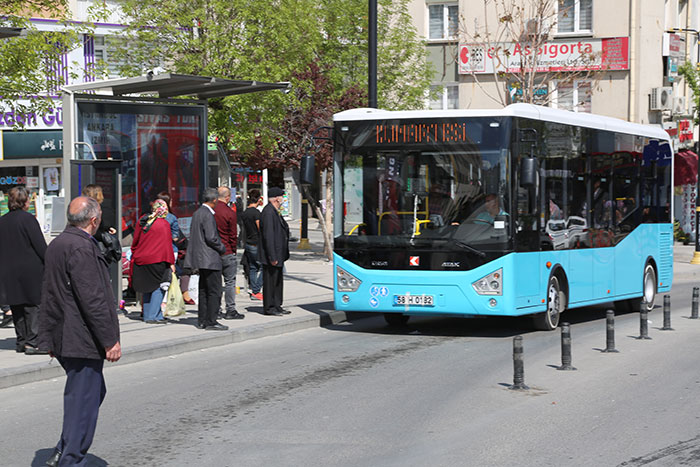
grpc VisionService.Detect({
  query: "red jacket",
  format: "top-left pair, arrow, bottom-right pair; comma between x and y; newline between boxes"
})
131,217 -> 175,265
214,200 -> 237,255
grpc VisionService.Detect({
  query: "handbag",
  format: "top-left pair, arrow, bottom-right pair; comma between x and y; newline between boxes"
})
164,271 -> 186,317
98,230 -> 122,264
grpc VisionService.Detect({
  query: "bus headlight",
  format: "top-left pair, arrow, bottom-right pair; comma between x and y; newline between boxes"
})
472,268 -> 502,296
337,267 -> 362,292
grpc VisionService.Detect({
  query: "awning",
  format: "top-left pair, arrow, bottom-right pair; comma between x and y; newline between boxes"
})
675,149 -> 698,186
63,73 -> 290,100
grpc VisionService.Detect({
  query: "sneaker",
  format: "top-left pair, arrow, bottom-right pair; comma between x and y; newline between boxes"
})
251,292 -> 263,301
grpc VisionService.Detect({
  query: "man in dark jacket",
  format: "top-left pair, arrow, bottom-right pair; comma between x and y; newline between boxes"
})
185,188 -> 228,330
39,196 -> 121,467
214,186 -> 244,320
0,186 -> 48,354
259,186 -> 290,316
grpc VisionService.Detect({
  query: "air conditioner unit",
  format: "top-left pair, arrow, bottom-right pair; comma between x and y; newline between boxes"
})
650,87 -> 673,111
673,96 -> 687,114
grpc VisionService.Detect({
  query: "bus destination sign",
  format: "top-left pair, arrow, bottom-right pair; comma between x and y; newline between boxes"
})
375,122 -> 468,145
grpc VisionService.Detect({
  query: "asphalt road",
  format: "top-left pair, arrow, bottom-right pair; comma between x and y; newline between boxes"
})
3,282 -> 700,466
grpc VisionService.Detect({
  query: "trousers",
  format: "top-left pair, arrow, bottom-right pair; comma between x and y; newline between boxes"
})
262,264 -> 284,313
221,254 -> 237,313
10,304 -> 39,350
198,268 -> 222,327
55,357 -> 106,466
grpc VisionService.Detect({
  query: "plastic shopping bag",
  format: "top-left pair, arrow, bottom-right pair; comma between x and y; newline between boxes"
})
188,274 -> 199,304
164,272 -> 186,317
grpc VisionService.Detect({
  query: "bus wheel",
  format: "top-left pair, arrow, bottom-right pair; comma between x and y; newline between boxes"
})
534,276 -> 564,331
384,313 -> 409,327
640,263 -> 657,312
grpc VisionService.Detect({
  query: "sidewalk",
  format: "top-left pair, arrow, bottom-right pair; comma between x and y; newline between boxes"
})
0,223 -> 339,389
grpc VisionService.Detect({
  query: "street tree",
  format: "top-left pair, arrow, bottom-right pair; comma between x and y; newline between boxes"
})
679,61 -> 700,126
458,0 -> 604,108
0,0 -> 94,123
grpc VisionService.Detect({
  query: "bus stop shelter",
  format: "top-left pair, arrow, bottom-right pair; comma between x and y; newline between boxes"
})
60,73 -> 289,300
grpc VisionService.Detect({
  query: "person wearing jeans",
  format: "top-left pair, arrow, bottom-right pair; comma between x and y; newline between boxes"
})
241,190 -> 263,300
214,186 -> 244,320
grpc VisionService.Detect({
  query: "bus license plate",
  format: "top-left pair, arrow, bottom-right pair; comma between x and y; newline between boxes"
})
393,295 -> 434,306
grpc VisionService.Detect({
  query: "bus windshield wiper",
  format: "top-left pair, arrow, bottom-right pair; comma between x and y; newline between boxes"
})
454,240 -> 487,258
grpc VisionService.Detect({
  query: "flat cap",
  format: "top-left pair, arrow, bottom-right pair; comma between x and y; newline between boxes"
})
268,187 -> 284,197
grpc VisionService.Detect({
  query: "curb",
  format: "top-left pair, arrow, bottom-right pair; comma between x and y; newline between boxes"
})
0,308 -> 361,390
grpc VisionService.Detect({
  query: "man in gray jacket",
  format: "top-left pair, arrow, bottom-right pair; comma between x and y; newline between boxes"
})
185,188 -> 228,330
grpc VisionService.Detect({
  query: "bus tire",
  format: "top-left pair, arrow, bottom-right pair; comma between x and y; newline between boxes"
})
384,313 -> 409,327
534,275 -> 564,331
617,262 -> 657,313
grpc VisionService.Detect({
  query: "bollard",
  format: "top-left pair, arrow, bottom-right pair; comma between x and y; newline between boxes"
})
601,310 -> 619,353
636,308 -> 652,340
510,335 -> 529,390
661,295 -> 674,331
692,287 -> 699,319
557,322 -> 576,370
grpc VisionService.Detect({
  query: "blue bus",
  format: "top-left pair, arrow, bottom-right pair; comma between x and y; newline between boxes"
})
332,104 -> 673,330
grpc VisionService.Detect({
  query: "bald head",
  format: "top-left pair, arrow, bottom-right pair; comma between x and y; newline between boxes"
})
217,186 -> 231,201
67,196 -> 101,231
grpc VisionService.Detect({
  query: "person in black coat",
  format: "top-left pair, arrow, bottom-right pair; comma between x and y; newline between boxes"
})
258,186 -> 290,316
39,196 -> 121,467
0,186 -> 47,354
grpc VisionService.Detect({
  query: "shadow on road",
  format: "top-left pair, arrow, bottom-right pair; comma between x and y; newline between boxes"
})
33,448 -> 108,467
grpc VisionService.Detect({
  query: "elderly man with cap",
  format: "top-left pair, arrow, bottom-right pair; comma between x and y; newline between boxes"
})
258,186 -> 290,316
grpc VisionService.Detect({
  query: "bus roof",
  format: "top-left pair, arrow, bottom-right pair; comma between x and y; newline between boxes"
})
333,104 -> 670,141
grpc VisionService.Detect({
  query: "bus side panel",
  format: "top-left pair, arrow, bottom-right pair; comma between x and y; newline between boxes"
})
592,246 -> 615,300
614,227 -> 645,298
567,248 -> 593,305
513,252 -> 542,309
657,224 -> 673,292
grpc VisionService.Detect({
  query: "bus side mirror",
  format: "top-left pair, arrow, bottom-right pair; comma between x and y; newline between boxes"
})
520,157 -> 538,187
300,154 -> 315,186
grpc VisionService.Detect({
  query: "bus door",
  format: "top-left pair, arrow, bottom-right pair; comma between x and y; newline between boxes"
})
590,140 -> 615,299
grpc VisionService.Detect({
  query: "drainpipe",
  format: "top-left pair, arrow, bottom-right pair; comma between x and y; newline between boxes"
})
628,0 -> 637,123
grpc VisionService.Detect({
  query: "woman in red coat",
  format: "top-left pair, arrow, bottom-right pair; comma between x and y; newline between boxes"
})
131,199 -> 174,324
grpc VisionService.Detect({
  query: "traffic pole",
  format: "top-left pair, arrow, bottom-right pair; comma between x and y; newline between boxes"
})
691,287 -> 699,319
661,295 -> 674,331
557,322 -> 576,370
510,336 -> 529,390
602,310 -> 619,353
297,198 -> 311,250
636,308 -> 652,340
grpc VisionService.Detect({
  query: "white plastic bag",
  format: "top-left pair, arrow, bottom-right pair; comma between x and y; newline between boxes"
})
188,274 -> 199,304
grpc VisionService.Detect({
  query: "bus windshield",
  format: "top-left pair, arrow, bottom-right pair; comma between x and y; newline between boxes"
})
336,117 -> 512,253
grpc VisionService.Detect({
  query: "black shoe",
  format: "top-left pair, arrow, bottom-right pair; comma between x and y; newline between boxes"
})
205,323 -> 229,331
46,449 -> 61,467
25,346 -> 49,355
145,320 -> 167,324
196,322 -> 206,329
16,347 -> 24,353
0,314 -> 12,327
264,309 -> 283,316
278,308 -> 291,315
224,312 -> 245,320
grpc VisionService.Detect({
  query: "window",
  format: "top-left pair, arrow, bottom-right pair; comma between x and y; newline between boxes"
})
429,84 -> 459,109
428,3 -> 458,40
93,35 -> 127,78
557,0 -> 592,34
552,81 -> 591,113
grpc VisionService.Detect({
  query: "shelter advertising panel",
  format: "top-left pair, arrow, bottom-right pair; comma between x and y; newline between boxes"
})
77,101 -> 206,233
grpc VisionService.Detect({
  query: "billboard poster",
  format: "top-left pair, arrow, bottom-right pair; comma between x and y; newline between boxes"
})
459,37 -> 629,75
77,102 -> 206,231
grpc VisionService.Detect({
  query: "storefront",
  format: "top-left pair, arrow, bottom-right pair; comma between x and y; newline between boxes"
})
0,129 -> 64,235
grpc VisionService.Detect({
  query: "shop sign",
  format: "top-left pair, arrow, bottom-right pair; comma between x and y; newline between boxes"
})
459,37 -> 629,74
1,130 -> 63,159
679,119 -> 693,142
0,107 -> 63,130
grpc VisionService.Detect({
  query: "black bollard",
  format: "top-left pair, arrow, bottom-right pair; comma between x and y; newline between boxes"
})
510,335 -> 529,390
692,287 -> 699,319
636,308 -> 652,340
661,295 -> 674,331
557,322 -> 576,370
601,310 -> 619,353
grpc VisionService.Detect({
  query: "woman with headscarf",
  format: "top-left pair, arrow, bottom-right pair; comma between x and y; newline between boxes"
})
130,199 -> 175,324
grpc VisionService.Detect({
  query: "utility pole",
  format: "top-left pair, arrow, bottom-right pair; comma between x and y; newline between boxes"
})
369,0 -> 377,108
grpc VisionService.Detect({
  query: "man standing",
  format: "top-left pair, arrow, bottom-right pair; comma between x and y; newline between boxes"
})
0,186 -> 48,355
214,186 -> 244,320
240,189 -> 263,300
259,187 -> 290,316
185,188 -> 228,330
39,196 -> 121,466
